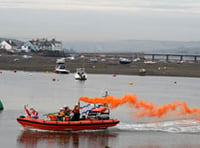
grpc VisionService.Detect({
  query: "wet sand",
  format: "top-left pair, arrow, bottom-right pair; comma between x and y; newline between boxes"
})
0,53 -> 199,77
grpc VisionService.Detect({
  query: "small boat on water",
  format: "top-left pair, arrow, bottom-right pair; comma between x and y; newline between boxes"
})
119,57 -> 132,64
54,58 -> 70,74
55,64 -> 70,74
74,68 -> 87,80
17,116 -> 119,131
17,101 -> 119,131
139,68 -> 146,75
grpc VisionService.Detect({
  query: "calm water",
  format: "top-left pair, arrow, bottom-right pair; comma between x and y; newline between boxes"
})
0,70 -> 200,148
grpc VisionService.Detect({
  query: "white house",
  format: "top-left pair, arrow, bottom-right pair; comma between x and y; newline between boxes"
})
21,45 -> 30,52
21,41 -> 39,52
51,39 -> 63,51
30,38 -> 63,51
0,40 -> 12,50
0,40 -> 21,52
0,38 -> 63,52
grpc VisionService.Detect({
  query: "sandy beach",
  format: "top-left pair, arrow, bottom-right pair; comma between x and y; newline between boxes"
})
0,53 -> 199,77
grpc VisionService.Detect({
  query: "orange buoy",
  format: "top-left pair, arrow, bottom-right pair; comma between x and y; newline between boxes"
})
129,81 -> 133,85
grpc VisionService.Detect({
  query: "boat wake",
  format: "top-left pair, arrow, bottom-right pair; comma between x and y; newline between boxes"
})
113,119 -> 200,133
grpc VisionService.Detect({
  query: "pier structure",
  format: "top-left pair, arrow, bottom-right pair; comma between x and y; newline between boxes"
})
144,53 -> 200,62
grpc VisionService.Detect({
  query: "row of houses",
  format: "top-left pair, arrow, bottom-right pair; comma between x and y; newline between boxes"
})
0,38 -> 63,53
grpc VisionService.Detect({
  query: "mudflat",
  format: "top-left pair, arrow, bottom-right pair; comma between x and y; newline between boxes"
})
0,53 -> 200,77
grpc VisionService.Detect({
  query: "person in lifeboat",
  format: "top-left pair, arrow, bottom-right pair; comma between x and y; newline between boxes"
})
63,105 -> 71,121
71,101 -> 80,121
57,108 -> 65,121
24,104 -> 39,119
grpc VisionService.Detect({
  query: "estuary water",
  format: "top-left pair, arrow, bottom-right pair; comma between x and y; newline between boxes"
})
0,70 -> 200,148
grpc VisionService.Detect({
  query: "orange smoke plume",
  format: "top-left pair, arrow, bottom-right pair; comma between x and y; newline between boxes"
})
79,94 -> 200,118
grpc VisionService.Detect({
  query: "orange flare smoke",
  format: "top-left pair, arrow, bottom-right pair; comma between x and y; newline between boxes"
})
79,94 -> 200,118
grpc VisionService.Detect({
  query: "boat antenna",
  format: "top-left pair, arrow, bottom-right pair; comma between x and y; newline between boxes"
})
103,90 -> 108,97
100,88 -> 109,97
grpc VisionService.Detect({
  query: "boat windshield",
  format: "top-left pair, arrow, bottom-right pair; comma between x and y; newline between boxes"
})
76,68 -> 85,73
59,65 -> 66,69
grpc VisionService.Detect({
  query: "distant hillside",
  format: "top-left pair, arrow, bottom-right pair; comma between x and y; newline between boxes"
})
63,40 -> 200,54
1,37 -> 200,54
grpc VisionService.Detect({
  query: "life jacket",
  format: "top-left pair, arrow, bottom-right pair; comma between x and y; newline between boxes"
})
72,105 -> 80,114
58,111 -> 65,117
64,109 -> 71,116
65,116 -> 70,121
49,114 -> 57,121
32,110 -> 38,116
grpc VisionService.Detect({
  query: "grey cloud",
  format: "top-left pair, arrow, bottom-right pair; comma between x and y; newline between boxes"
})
0,0 -> 200,13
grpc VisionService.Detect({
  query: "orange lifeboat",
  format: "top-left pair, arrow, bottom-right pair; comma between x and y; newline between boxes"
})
17,116 -> 119,131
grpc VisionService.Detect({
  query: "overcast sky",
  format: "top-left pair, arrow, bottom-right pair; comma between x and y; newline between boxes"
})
1,0 -> 200,42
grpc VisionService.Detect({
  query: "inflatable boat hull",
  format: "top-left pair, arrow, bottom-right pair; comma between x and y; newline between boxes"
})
17,116 -> 119,131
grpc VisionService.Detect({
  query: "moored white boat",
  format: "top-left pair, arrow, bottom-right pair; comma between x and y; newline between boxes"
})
119,57 -> 132,64
75,68 -> 87,80
55,64 -> 70,74
54,58 -> 70,74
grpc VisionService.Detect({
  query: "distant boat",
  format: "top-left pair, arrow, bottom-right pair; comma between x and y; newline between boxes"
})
75,68 -> 87,80
55,58 -> 70,74
56,58 -> 65,64
119,58 -> 132,64
144,61 -> 156,64
22,55 -> 32,59
139,68 -> 146,75
90,58 -> 98,63
55,64 -> 70,74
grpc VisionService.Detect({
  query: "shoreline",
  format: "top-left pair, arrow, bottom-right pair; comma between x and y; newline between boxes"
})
0,54 -> 200,78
